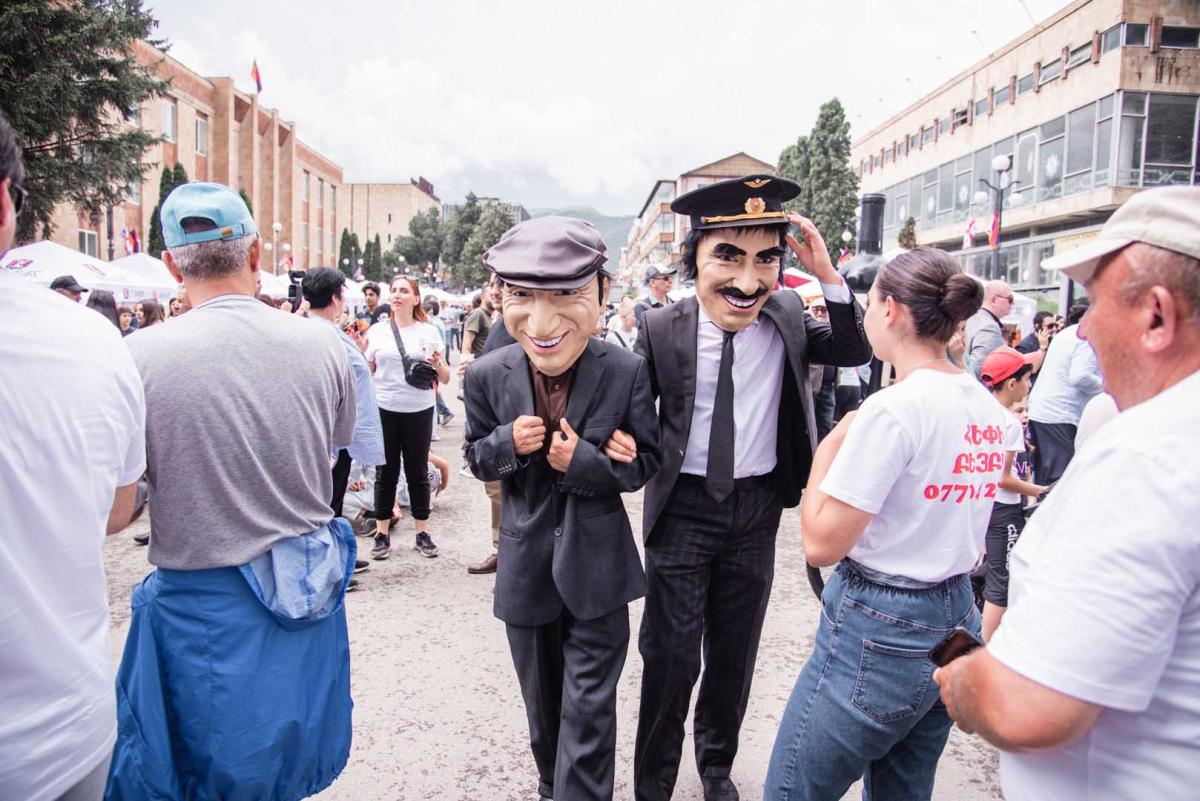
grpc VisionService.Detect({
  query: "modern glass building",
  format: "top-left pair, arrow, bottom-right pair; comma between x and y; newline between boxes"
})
851,0 -> 1200,296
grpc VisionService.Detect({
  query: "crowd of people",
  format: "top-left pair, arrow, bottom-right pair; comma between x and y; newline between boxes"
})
3,103 -> 1199,801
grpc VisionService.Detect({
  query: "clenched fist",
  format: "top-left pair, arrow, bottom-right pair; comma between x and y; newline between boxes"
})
512,415 -> 547,456
547,419 -> 580,473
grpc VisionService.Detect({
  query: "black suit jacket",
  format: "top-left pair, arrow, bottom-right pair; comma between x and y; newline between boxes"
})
635,290 -> 871,542
464,338 -> 661,627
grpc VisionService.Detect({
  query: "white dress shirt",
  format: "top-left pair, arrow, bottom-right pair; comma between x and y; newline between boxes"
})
681,281 -> 851,479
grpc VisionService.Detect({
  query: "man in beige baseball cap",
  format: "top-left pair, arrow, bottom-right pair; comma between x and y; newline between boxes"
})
936,185 -> 1200,801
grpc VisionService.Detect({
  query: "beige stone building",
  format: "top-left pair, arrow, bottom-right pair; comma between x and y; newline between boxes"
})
346,179 -> 440,253
54,41 -> 345,272
619,152 -> 777,280
851,0 -> 1200,295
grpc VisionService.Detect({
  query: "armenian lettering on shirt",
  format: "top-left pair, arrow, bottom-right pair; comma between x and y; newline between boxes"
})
924,422 -> 1007,504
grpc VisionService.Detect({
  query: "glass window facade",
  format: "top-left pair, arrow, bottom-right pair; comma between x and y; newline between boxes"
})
877,91 -> 1198,245
1125,23 -> 1148,46
1040,59 -> 1062,85
975,98 -> 988,117
1161,26 -> 1200,49
994,85 -> 1011,107
1067,43 -> 1093,68
1018,73 -> 1035,95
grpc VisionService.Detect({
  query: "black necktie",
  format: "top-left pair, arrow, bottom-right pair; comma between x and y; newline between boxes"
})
706,329 -> 736,502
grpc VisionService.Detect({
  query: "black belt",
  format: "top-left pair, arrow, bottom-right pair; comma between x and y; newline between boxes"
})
678,472 -> 774,493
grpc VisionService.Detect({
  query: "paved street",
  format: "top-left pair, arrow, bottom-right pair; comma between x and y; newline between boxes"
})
103,376 -> 1002,801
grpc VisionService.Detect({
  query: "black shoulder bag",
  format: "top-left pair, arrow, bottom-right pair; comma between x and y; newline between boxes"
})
390,319 -> 439,390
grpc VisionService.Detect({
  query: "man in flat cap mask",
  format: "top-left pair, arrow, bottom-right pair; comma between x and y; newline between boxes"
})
600,175 -> 872,801
463,216 -> 661,801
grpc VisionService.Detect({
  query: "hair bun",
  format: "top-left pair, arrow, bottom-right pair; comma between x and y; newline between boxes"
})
940,273 -> 984,323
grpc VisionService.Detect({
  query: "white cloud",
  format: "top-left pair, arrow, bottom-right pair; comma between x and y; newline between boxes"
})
150,0 -> 1075,213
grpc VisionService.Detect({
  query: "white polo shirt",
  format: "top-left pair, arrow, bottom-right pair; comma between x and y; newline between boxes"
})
0,273 -> 146,801
990,369 -> 1200,801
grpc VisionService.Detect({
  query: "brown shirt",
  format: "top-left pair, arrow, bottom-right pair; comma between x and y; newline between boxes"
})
532,365 -> 576,454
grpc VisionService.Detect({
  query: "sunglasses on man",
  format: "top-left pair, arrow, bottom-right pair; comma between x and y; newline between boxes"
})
7,181 -> 26,216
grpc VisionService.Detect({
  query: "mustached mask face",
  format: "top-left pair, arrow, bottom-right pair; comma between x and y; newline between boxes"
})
504,275 -> 606,377
694,227 -> 785,332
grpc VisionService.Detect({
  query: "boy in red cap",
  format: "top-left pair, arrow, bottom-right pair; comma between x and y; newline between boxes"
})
980,346 -> 1049,640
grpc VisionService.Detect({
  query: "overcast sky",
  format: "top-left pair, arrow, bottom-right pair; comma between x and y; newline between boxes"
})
155,0 -> 1072,215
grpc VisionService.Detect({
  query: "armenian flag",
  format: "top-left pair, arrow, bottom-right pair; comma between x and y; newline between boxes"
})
988,210 -> 1000,249
251,60 -> 262,94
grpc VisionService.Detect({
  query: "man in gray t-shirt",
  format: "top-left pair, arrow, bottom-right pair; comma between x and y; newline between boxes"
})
130,292 -> 355,568
108,182 -> 358,798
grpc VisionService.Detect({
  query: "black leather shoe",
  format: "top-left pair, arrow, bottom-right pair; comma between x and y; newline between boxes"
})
702,776 -> 740,801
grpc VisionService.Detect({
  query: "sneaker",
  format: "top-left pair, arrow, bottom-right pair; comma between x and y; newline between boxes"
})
440,411 -> 455,427
431,429 -> 442,442
414,532 -> 439,558
459,463 -> 474,478
133,531 -> 150,546
354,559 -> 369,574
346,578 -> 360,592
371,533 -> 392,560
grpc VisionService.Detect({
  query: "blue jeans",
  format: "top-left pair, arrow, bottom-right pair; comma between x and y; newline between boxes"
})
764,560 -> 980,801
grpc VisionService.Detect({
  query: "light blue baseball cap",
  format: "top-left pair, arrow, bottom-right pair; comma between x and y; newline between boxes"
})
160,182 -> 258,248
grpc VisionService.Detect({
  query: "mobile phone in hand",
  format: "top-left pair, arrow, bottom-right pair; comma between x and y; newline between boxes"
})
928,626 -> 984,667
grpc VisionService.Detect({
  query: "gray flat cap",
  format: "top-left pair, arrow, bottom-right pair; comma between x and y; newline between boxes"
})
483,216 -> 608,289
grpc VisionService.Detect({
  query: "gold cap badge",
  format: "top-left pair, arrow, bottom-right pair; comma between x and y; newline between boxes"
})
744,197 -> 767,215
744,178 -> 771,189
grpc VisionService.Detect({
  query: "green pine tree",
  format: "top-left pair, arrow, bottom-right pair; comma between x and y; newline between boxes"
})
146,167 -> 172,256
146,162 -> 188,256
777,98 -> 860,261
371,234 -> 383,281
1,0 -> 170,243
337,229 -> 353,277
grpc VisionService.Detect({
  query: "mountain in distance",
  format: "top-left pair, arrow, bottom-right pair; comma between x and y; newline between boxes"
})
530,207 -> 635,260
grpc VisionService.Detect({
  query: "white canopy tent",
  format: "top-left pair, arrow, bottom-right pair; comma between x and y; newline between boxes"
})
110,253 -> 181,301
1,241 -> 178,302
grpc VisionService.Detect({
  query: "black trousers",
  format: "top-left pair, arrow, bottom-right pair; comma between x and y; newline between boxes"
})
634,476 -> 782,801
814,385 -> 836,441
834,384 -> 862,422
330,448 -> 352,518
374,406 -> 434,521
1028,420 -> 1077,485
506,606 -> 630,801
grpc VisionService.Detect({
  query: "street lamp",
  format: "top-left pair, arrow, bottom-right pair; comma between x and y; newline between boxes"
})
280,242 -> 291,274
271,222 -> 282,274
976,154 -> 1019,281
841,229 -> 853,243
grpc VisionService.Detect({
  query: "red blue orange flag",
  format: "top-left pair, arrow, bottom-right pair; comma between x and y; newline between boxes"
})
251,60 -> 263,94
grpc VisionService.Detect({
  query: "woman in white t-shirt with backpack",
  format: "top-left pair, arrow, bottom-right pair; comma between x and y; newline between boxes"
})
765,249 -> 1009,801
365,275 -> 450,560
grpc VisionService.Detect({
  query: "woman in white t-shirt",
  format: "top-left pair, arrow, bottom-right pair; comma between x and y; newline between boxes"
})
364,276 -> 450,560
765,249 -> 1008,801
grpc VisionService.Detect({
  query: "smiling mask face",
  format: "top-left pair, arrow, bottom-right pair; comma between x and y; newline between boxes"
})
504,275 -> 605,376
694,227 -> 785,332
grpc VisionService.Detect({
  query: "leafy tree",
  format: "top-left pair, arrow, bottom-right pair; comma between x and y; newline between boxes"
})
359,233 -> 384,282
146,163 -> 188,256
393,207 -> 441,272
898,216 -> 918,249
777,134 -> 813,216
337,228 -> 364,278
440,192 -> 481,283
460,202 -> 515,287
1,0 -> 170,243
776,98 -> 859,261
238,188 -> 253,217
